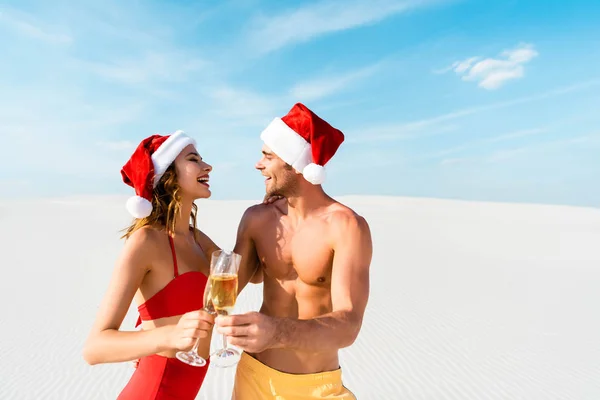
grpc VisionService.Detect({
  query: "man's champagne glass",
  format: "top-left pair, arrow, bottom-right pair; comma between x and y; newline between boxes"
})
209,249 -> 241,368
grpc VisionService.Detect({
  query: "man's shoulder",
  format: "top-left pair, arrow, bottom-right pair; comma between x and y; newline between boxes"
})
243,202 -> 272,219
241,199 -> 285,225
325,203 -> 369,233
325,204 -> 372,255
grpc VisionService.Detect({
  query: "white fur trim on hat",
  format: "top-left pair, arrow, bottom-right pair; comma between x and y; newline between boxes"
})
260,118 -> 312,173
151,130 -> 196,186
302,163 -> 326,185
126,195 -> 153,219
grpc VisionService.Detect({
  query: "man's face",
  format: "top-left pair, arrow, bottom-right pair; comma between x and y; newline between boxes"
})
255,144 -> 298,197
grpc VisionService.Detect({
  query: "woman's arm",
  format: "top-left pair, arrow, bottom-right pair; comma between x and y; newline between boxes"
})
82,228 -> 213,365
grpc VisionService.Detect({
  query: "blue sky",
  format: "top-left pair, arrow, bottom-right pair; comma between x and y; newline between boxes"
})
1,0 -> 599,207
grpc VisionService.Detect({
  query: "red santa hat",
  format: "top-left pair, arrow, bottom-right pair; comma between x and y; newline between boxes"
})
120,130 -> 196,218
260,103 -> 344,185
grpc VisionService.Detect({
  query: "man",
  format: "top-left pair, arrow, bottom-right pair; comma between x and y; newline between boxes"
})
216,103 -> 373,399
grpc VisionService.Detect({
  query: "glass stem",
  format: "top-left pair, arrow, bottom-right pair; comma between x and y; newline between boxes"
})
191,306 -> 210,354
191,336 -> 202,354
222,333 -> 228,351
220,310 -> 228,352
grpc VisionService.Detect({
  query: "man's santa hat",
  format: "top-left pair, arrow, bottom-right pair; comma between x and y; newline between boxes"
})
120,130 -> 196,218
260,103 -> 344,185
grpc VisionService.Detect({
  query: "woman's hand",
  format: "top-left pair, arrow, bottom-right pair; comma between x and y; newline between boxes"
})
263,194 -> 284,204
166,310 -> 215,351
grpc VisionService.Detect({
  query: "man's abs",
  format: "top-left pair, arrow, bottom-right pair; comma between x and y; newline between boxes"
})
250,283 -> 339,374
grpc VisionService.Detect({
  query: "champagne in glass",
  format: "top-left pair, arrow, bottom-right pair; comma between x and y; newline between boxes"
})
210,273 -> 238,315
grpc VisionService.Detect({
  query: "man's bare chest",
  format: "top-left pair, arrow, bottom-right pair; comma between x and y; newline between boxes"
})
254,224 -> 334,286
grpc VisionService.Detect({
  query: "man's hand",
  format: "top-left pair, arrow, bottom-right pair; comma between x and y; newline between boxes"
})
215,312 -> 278,353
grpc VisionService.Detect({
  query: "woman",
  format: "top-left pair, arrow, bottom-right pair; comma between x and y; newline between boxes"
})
83,130 -> 218,399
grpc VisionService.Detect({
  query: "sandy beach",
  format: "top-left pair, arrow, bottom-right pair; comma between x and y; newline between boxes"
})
1,195 -> 599,400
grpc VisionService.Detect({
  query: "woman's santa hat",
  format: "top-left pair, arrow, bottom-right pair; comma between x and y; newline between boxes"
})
260,103 -> 344,185
120,130 -> 196,218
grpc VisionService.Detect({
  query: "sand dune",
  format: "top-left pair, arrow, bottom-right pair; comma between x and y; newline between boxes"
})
1,195 -> 599,399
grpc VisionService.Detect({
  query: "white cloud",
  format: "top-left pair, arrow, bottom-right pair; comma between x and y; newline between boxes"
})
96,141 -> 137,151
434,56 -> 479,74
75,51 -> 205,85
0,9 -> 72,44
453,56 -> 480,73
247,0 -> 446,54
347,124 -> 459,144
350,79 -> 600,143
440,157 -> 469,166
207,86 -> 281,128
567,134 -> 600,144
409,128 -> 545,164
343,77 -> 600,148
0,84 -> 147,177
440,132 -> 600,167
429,143 -> 472,158
204,62 -> 383,128
289,63 -> 382,102
486,128 -> 545,143
444,43 -> 539,90
486,147 -> 528,162
204,63 -> 383,129
484,133 -> 600,163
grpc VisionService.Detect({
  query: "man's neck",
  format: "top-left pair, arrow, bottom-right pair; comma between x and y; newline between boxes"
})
286,186 -> 330,220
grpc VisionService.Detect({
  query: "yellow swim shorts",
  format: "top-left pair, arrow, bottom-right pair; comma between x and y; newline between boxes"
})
232,352 -> 356,400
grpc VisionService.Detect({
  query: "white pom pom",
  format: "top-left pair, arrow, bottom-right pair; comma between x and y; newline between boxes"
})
302,163 -> 326,185
126,195 -> 153,219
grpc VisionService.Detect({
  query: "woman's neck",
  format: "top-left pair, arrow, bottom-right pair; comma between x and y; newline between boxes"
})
172,199 -> 193,235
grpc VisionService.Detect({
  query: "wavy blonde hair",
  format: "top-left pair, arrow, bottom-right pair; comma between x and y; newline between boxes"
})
121,164 -> 199,241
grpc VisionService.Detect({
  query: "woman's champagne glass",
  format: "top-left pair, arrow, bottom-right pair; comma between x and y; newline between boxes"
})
209,249 -> 241,368
175,277 -> 215,367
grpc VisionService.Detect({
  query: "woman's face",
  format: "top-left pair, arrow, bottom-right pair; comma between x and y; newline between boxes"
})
173,144 -> 212,200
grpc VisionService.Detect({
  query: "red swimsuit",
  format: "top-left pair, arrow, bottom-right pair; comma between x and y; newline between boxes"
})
118,236 -> 210,400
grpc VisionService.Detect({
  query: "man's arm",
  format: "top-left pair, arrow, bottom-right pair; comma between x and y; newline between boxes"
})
233,206 -> 261,293
218,211 -> 372,352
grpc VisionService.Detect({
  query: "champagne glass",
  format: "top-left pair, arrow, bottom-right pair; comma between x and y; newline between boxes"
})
209,249 -> 241,368
175,276 -> 215,367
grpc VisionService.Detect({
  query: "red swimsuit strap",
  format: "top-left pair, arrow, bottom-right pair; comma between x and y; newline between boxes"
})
168,235 -> 179,277
135,235 -> 179,328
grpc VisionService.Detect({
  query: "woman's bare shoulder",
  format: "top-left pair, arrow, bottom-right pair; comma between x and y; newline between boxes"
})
123,226 -> 165,257
125,225 -> 164,243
